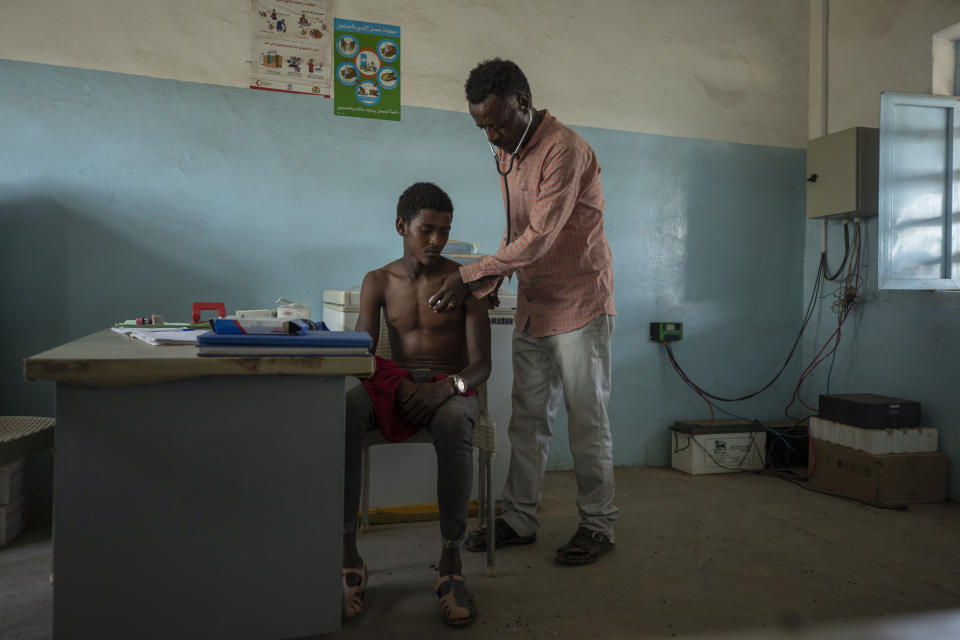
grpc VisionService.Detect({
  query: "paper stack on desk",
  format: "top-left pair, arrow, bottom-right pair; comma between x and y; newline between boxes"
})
111,327 -> 201,345
195,329 -> 372,356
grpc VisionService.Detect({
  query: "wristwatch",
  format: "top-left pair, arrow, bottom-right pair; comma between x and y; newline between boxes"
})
450,374 -> 467,395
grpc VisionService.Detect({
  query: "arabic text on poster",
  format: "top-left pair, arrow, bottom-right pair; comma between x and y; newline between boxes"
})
333,19 -> 400,120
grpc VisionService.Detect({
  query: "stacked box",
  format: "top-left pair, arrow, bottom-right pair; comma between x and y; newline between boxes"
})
810,393 -> 946,505
809,417 -> 938,454
809,440 -> 946,506
819,393 -> 920,428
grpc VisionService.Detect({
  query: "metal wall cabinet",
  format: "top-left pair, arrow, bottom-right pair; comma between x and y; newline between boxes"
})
879,92 -> 960,290
806,127 -> 879,220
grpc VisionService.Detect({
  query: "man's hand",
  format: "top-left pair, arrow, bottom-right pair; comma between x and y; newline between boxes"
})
429,270 -> 470,313
397,379 -> 452,426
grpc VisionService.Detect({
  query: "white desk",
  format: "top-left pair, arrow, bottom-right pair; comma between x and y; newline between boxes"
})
25,330 -> 374,640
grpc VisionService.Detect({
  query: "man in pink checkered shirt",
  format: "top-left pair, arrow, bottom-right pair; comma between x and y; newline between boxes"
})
430,58 -> 618,566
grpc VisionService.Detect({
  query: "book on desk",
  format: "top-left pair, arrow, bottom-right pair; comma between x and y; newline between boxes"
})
195,329 -> 373,357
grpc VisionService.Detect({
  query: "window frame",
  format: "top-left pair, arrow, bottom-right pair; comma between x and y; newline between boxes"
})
878,92 -> 960,290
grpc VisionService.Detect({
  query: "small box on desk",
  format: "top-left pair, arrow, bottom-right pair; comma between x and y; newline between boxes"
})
809,439 -> 946,506
670,420 -> 766,475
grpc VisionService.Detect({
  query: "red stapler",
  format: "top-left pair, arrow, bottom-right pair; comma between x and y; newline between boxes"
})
192,302 -> 227,323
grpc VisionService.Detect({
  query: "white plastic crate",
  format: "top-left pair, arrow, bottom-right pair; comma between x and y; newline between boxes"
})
670,423 -> 767,474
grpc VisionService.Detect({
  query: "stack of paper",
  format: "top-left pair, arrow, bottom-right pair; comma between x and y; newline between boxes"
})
111,327 -> 201,345
195,330 -> 372,356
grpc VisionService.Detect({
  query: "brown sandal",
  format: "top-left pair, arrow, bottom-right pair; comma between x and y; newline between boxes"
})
435,572 -> 478,628
342,562 -> 368,621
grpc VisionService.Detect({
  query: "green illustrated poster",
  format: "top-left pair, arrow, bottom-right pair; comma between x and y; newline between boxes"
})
333,19 -> 400,121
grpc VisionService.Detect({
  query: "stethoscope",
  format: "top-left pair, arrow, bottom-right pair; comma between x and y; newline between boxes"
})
485,110 -> 533,246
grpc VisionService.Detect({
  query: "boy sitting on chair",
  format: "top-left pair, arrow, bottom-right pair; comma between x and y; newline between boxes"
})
342,182 -> 491,628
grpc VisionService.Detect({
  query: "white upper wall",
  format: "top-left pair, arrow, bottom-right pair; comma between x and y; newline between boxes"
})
808,0 -> 960,139
0,0 -> 809,148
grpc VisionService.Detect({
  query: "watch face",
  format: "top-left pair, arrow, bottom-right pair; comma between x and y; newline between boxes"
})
453,376 -> 466,393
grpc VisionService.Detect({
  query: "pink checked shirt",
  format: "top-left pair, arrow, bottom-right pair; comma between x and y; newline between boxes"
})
460,111 -> 615,337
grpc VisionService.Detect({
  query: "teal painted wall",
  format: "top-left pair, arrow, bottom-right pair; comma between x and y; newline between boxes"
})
1,60 -> 808,503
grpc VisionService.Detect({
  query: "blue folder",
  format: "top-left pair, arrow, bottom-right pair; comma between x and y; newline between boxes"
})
196,330 -> 373,349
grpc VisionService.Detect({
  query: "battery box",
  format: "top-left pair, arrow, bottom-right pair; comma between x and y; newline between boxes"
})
670,421 -> 766,474
819,393 -> 921,429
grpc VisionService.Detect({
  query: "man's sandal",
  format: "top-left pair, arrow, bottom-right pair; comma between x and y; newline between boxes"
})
463,517 -> 536,552
435,572 -> 478,628
341,562 -> 368,622
555,527 -> 614,565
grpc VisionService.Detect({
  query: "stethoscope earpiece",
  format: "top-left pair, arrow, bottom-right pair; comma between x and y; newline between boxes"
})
486,109 -> 533,178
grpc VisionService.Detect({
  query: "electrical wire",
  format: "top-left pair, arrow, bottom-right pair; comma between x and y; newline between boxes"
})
663,255 -> 825,404
796,224 -> 861,407
666,343 -> 810,457
824,220 -> 850,280
785,221 -> 862,418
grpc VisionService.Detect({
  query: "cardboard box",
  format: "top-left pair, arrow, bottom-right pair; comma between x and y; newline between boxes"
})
809,439 -> 946,506
0,459 -> 25,505
0,492 -> 26,545
670,421 -> 767,474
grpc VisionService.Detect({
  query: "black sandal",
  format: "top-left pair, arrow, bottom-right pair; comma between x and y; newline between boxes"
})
435,572 -> 478,628
555,527 -> 614,565
463,517 -> 536,552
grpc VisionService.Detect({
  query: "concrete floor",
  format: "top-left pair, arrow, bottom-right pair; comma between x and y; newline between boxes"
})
2,466 -> 960,639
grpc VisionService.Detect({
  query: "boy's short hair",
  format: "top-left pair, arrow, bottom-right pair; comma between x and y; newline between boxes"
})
464,58 -> 531,105
397,182 -> 454,224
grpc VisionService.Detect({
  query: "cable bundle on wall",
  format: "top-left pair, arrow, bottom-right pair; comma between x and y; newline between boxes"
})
785,219 -> 862,418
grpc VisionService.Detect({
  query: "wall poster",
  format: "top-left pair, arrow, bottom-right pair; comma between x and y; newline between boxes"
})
250,0 -> 335,96
333,19 -> 400,121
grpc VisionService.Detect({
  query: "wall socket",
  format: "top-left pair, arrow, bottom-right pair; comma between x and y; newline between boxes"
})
650,322 -> 683,342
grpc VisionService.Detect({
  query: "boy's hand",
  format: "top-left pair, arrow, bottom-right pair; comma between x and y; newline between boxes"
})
398,380 -> 452,425
396,378 -> 417,409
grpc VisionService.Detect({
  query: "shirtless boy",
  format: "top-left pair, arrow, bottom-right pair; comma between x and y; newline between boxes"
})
341,182 -> 491,628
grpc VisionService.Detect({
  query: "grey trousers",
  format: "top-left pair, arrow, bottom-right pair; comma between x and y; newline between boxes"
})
343,371 -> 479,548
501,314 -> 618,541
